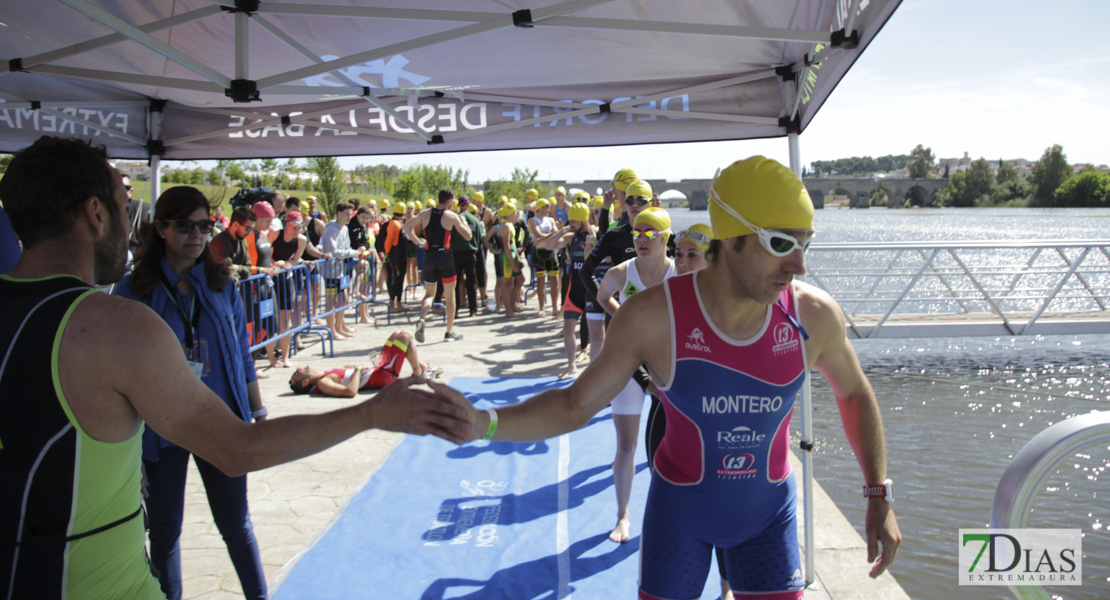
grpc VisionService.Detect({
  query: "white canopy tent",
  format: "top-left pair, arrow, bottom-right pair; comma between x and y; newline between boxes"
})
0,0 -> 903,588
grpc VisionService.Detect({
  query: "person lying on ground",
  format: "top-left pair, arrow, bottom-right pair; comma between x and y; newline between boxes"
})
288,330 -> 443,397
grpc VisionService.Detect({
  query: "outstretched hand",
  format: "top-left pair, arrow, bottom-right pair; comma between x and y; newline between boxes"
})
364,376 -> 472,443
423,379 -> 484,443
865,501 -> 901,578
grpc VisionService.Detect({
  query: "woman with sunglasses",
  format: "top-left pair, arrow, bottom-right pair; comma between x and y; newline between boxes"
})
594,207 -> 677,544
112,186 -> 268,600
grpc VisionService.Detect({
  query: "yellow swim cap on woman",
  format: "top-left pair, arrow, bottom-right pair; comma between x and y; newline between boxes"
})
498,203 -> 516,219
625,179 -> 653,201
633,207 -> 672,242
676,223 -> 714,253
472,191 -> 485,203
709,156 -> 813,239
525,188 -> 539,201
534,198 -> 549,210
392,202 -> 406,215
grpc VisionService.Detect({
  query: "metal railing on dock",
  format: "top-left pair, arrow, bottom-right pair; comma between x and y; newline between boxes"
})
806,240 -> 1110,338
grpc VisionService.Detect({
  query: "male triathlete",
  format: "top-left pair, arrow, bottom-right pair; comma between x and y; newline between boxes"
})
435,156 -> 902,599
0,136 -> 470,597
403,188 -> 472,342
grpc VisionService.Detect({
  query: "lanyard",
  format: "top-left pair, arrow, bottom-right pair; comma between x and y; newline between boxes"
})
159,271 -> 201,347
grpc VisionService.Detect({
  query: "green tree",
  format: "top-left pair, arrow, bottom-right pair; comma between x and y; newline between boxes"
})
187,170 -> 204,185
306,156 -> 348,214
391,171 -> 420,203
1029,145 -> 1073,206
962,159 -> 996,206
908,145 -> 935,179
1055,169 -> 1110,207
996,161 -> 1018,185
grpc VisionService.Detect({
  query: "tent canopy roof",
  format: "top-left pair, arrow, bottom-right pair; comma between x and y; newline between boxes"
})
0,0 -> 901,160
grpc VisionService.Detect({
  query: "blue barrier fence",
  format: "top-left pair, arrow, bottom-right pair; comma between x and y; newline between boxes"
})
238,256 -> 386,359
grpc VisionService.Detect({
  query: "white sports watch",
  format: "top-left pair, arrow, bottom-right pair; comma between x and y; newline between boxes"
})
863,478 -> 894,502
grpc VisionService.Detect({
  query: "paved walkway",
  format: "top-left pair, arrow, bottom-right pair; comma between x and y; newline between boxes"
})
175,285 -> 908,599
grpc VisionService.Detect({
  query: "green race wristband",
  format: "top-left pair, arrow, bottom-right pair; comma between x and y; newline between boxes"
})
481,408 -> 498,441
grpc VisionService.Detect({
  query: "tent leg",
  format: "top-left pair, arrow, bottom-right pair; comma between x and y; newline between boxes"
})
788,131 -> 802,177
150,154 -> 161,212
789,131 -> 818,590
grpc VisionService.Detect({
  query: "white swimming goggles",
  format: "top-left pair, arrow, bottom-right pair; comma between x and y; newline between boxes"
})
709,170 -> 813,257
674,229 -> 711,246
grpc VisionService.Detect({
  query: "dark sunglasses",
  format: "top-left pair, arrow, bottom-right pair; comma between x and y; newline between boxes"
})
165,218 -> 213,234
624,196 -> 650,207
123,185 -> 133,191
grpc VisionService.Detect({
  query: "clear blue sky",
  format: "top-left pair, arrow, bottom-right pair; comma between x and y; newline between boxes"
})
175,0 -> 1110,183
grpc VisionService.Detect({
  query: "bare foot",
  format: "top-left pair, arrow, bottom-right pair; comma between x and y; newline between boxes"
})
558,365 -> 576,380
575,348 -> 590,364
609,516 -> 631,543
279,360 -> 292,368
254,369 -> 270,379
331,331 -> 348,340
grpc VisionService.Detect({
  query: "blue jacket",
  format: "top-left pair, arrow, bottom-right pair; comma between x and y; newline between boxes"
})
113,260 -> 257,461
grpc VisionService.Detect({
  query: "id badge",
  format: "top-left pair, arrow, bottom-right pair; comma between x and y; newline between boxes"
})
183,339 -> 210,380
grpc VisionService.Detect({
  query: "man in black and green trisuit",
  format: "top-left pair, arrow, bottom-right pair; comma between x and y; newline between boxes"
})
0,136 -> 471,598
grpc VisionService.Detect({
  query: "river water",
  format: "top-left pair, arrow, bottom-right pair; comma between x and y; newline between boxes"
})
665,207 -> 1110,599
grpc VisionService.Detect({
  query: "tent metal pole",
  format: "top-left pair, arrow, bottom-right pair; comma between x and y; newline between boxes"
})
7,5 -> 224,73
235,12 -> 249,80
789,131 -> 818,590
253,0 -> 612,90
150,153 -> 162,215
28,65 -> 223,93
251,14 -> 433,142
540,17 -> 831,45
59,0 -> 232,87
150,102 -> 164,213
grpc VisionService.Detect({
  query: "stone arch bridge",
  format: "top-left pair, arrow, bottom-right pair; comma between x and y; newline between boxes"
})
551,177 -> 948,209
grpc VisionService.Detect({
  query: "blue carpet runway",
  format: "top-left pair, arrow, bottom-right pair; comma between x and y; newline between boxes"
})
273,376 -> 721,599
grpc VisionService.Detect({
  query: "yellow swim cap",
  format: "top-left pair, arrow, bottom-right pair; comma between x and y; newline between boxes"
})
407,202 -> 416,210
676,223 -> 714,253
709,156 -> 814,239
590,196 -> 604,210
556,186 -> 567,195
525,188 -> 539,201
300,200 -> 311,212
568,202 -> 590,223
451,200 -> 459,211
612,168 -> 638,192
534,198 -> 550,210
499,195 -> 508,206
573,191 -> 590,203
472,191 -> 485,203
497,203 -> 516,219
625,179 -> 653,201
633,207 -> 672,242
378,198 -> 390,210
392,202 -> 406,215
468,204 -> 478,214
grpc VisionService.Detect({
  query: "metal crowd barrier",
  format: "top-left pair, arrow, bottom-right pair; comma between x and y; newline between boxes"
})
238,256 -> 384,359
807,239 -> 1110,338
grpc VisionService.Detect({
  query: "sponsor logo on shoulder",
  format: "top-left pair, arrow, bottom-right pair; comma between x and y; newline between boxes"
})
772,322 -> 800,355
717,425 -> 767,449
716,453 -> 758,479
685,327 -> 711,353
